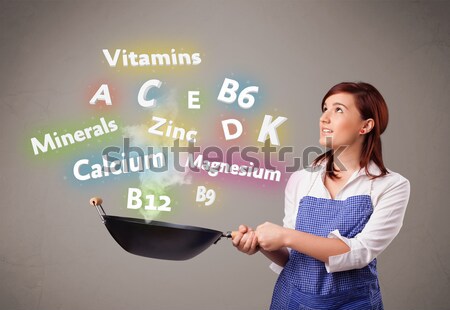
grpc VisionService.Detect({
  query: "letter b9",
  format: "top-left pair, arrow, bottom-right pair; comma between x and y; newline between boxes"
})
196,186 -> 216,206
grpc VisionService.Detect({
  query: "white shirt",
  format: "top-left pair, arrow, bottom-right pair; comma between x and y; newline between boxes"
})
270,159 -> 411,274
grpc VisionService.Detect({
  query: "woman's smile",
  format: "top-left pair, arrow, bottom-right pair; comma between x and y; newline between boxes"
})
321,127 -> 334,135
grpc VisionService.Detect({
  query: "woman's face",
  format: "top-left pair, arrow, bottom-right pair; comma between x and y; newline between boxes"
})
319,92 -> 368,149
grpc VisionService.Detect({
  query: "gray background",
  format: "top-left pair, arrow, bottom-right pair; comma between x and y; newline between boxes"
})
1,1 -> 449,309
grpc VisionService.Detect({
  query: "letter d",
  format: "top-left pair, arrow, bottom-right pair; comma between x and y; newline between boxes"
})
222,119 -> 243,140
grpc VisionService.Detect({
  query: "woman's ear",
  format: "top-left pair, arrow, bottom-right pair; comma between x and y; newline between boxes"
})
361,118 -> 375,134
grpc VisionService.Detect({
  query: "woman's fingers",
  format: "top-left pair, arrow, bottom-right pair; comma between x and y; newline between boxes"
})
250,232 -> 259,252
232,225 -> 260,255
243,231 -> 260,255
242,231 -> 254,252
239,225 -> 249,234
232,229 -> 250,247
232,232 -> 244,247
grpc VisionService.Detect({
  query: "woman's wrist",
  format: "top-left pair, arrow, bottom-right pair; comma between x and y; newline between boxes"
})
282,227 -> 292,249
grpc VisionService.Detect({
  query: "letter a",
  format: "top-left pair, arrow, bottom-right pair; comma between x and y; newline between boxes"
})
89,84 -> 112,105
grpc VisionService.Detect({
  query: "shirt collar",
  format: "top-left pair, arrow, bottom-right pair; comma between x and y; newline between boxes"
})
357,160 -> 382,176
318,158 -> 381,177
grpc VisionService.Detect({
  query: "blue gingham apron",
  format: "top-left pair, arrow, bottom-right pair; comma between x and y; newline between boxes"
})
270,171 -> 384,310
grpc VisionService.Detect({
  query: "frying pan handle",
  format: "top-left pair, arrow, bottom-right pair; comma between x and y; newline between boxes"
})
90,197 -> 106,223
224,231 -> 238,239
214,231 -> 238,244
90,197 -> 103,206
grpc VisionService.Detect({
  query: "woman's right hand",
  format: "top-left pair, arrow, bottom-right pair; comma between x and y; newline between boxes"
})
231,224 -> 259,255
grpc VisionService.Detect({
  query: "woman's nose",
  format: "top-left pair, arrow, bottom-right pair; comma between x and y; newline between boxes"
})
320,111 -> 330,123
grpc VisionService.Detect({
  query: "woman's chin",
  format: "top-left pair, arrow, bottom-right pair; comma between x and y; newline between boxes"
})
319,137 -> 331,146
319,138 -> 337,150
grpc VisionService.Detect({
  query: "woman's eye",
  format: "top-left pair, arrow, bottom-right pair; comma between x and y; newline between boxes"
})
322,107 -> 343,113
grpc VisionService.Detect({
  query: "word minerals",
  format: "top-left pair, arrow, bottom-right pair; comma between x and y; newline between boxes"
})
31,117 -> 118,156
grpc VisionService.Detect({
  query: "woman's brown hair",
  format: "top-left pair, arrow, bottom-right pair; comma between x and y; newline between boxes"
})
312,82 -> 389,180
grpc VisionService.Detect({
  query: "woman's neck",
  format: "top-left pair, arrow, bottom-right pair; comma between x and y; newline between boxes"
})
332,144 -> 362,173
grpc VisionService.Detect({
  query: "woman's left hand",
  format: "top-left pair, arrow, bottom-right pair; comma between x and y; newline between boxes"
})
255,222 -> 287,251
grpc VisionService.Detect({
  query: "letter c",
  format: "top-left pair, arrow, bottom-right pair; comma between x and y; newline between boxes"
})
138,79 -> 162,107
73,159 -> 91,181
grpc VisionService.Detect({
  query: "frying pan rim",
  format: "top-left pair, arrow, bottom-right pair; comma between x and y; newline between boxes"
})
104,215 -> 223,235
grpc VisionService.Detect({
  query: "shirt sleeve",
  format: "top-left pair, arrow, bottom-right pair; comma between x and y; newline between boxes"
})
324,175 -> 411,273
269,171 -> 302,274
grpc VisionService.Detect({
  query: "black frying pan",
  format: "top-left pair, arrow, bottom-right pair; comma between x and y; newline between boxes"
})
90,197 -> 237,260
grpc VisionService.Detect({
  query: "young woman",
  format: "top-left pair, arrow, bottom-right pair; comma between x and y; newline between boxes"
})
232,82 -> 411,310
